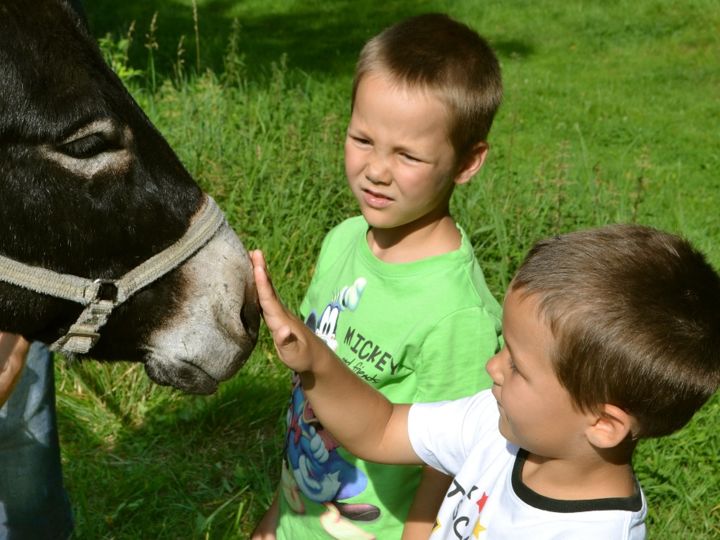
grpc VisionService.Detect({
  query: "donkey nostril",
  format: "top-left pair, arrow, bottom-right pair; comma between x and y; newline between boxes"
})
240,296 -> 260,340
240,304 -> 250,332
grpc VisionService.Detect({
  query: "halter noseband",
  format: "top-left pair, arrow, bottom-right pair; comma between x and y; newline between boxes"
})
0,195 -> 226,355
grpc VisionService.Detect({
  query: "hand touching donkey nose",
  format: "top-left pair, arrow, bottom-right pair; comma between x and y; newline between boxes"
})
250,249 -> 418,465
250,250 -> 325,374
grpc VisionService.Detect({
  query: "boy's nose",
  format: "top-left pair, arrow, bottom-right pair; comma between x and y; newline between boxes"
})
486,349 -> 504,385
365,153 -> 391,184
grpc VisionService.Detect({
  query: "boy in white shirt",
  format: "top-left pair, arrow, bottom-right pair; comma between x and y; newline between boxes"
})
251,223 -> 720,538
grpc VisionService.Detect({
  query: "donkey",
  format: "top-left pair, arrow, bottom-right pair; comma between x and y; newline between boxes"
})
0,0 -> 259,394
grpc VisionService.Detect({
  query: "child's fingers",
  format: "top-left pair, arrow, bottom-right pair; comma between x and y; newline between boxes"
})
251,250 -> 293,331
251,250 -> 280,308
250,249 -> 266,272
275,324 -> 299,349
250,249 -> 269,286
250,250 -> 312,370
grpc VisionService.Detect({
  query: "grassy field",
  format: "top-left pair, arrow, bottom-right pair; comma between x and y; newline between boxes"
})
54,0 -> 720,538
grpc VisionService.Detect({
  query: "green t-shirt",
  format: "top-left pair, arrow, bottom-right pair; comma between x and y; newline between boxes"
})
277,216 -> 502,540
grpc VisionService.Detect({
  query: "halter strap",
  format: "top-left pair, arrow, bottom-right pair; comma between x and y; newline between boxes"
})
0,195 -> 226,355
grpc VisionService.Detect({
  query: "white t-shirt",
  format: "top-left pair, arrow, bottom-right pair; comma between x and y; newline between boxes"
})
408,390 -> 647,539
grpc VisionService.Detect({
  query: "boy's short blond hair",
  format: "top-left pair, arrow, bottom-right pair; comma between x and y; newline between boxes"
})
511,225 -> 720,438
352,13 -> 503,161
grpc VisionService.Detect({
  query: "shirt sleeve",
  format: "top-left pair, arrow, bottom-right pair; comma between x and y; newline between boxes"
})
413,306 -> 501,402
408,390 -> 498,476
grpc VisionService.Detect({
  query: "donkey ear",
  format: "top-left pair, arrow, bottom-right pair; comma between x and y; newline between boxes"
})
585,404 -> 636,449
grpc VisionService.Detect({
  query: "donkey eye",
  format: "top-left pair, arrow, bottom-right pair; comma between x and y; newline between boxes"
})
58,132 -> 122,159
42,119 -> 132,178
59,134 -> 107,158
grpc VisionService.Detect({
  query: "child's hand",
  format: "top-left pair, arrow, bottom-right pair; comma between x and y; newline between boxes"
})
251,250 -> 323,373
252,250 -> 416,466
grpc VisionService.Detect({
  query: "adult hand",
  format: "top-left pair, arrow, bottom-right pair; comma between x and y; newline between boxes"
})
0,332 -> 29,406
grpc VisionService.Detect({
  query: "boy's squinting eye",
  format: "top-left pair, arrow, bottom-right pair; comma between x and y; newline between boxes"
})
349,135 -> 371,146
508,356 -> 518,373
400,152 -> 422,163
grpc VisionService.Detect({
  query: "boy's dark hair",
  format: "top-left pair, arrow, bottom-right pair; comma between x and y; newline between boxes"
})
352,13 -> 502,161
511,224 -> 720,438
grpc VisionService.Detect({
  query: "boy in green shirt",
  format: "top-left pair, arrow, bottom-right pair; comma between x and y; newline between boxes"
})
252,13 -> 504,540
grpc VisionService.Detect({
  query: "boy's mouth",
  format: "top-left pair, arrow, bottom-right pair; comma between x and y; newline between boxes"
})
361,188 -> 393,208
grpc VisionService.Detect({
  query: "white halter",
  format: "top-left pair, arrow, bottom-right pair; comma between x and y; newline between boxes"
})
0,195 -> 226,355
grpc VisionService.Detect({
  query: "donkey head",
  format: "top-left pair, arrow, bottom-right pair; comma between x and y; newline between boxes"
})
0,0 -> 259,393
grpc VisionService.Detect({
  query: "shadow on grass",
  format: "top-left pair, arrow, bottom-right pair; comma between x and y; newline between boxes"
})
84,0 -> 441,81
84,0 -> 536,83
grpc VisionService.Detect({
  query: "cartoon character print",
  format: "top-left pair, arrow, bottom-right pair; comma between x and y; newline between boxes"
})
312,277 -> 367,351
283,278 -> 380,538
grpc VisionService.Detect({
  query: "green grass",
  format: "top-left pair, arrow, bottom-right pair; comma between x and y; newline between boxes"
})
55,1 -> 720,538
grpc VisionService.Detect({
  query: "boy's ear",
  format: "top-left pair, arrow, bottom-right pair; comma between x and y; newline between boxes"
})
454,142 -> 489,185
585,404 -> 635,449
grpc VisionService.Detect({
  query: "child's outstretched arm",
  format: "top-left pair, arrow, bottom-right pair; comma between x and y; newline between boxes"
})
251,250 -> 421,465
